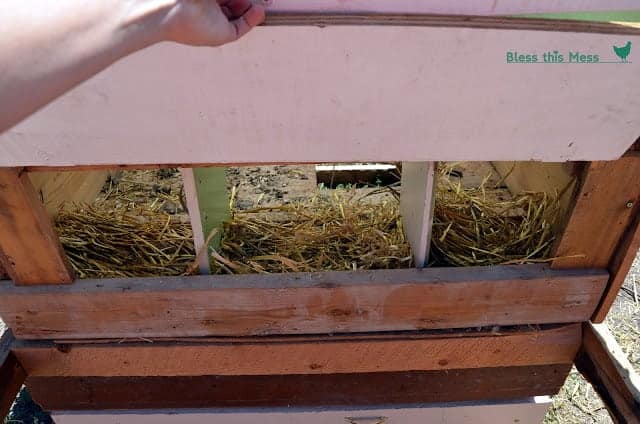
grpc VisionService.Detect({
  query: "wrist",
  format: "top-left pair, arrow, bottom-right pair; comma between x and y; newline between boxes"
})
114,0 -> 179,54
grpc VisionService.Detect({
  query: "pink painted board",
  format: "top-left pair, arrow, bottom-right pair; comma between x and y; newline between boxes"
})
265,0 -> 639,15
1,26 -> 639,166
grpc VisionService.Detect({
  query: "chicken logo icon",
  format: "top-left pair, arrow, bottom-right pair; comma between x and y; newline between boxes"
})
613,41 -> 632,62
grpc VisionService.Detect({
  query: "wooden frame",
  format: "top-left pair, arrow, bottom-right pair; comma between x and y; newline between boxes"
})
0,331 -> 25,419
576,322 -> 640,423
0,265 -> 607,340
0,168 -> 73,285
0,10 -> 639,420
26,366 -> 571,410
12,325 -> 581,377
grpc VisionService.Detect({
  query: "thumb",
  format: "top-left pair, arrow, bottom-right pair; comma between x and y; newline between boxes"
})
226,3 -> 265,42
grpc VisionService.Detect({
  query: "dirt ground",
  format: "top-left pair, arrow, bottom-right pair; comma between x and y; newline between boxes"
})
3,164 -> 639,423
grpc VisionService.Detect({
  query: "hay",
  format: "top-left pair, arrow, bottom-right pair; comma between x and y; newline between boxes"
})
56,206 -> 195,278
214,190 -> 413,273
56,169 -> 195,279
56,165 -> 562,278
431,166 -> 560,266
214,166 -> 561,273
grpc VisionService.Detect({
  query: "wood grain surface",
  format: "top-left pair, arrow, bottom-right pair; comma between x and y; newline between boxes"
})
0,265 -> 607,339
12,324 -> 580,377
576,322 -> 640,423
0,168 -> 73,285
26,365 -> 572,410
0,331 -> 25,420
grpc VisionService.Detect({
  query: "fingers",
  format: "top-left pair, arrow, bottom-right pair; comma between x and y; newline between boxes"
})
228,2 -> 265,41
218,0 -> 254,19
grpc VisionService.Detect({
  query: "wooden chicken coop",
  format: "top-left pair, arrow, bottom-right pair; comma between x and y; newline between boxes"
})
1,1 -> 640,423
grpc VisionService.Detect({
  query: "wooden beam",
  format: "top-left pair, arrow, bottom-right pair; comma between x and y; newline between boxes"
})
0,265 -> 607,340
553,156 -> 640,269
26,365 -> 571,410
400,162 -> 436,267
551,156 -> 640,321
592,203 -> 640,322
575,322 -> 640,423
12,324 -> 581,377
0,168 -> 73,285
0,331 -> 25,420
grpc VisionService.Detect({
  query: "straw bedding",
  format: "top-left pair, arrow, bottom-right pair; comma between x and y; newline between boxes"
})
55,166 -> 561,278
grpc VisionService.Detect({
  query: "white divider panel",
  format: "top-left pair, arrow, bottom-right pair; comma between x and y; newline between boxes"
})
400,162 -> 436,268
52,398 -> 552,424
179,168 -> 210,275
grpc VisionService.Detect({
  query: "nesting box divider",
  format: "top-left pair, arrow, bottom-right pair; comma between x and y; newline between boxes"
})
400,161 -> 437,267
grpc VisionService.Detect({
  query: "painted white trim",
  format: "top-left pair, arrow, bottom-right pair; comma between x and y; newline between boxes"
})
52,398 -> 553,424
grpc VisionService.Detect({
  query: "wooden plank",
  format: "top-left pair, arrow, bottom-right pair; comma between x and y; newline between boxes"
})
261,14 -> 640,34
50,399 -> 553,424
553,156 -> 640,269
551,156 -> 640,321
592,206 -> 640,322
179,168 -> 210,274
12,324 -> 581,377
0,168 -> 73,285
575,322 -> 640,423
1,29 -> 639,168
27,171 -> 108,217
0,331 -> 25,420
262,1 -> 639,16
0,265 -> 607,339
26,365 -> 572,410
400,162 -> 436,267
491,161 -> 579,231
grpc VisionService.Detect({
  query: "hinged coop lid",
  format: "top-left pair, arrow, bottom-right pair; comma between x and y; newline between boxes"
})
1,1 -> 639,167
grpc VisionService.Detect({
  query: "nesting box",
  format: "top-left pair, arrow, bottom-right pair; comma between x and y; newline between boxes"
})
0,2 -> 639,422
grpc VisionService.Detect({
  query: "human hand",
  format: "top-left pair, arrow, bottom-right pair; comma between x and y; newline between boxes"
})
162,0 -> 266,46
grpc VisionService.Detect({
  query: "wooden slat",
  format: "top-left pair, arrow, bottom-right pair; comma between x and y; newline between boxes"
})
2,30 -> 640,168
0,265 -> 607,339
592,205 -> 640,322
0,168 -> 73,285
179,168 -> 210,274
575,322 -> 640,423
263,13 -> 640,35
26,365 -> 571,410
400,161 -> 436,267
551,156 -> 640,322
12,324 -> 581,377
0,331 -> 25,419
553,156 -> 640,269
